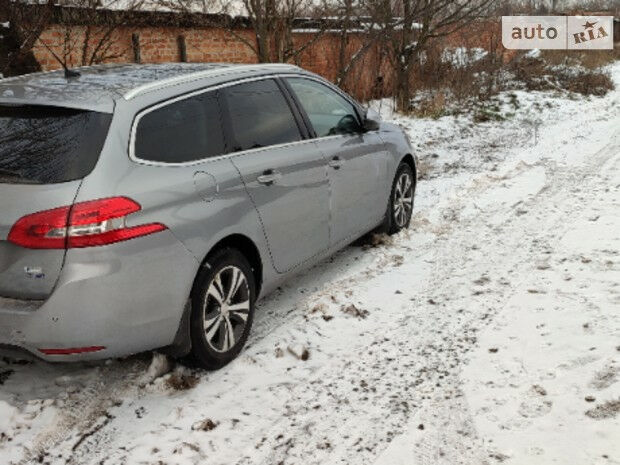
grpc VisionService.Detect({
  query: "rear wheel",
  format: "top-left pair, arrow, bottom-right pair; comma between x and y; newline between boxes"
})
382,163 -> 415,235
190,248 -> 256,370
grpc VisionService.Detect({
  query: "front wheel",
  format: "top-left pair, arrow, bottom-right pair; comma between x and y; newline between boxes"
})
382,163 -> 415,235
189,248 -> 256,370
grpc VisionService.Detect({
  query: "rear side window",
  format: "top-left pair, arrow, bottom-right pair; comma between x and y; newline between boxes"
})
0,105 -> 111,184
221,79 -> 301,152
134,91 -> 225,163
286,78 -> 362,137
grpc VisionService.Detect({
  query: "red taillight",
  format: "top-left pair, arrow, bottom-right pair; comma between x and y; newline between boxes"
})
8,197 -> 166,249
8,205 -> 71,249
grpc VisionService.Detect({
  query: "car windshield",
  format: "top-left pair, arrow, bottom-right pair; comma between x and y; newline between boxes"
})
0,105 -> 112,184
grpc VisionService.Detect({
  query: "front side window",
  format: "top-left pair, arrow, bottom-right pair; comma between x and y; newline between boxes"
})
134,91 -> 225,163
221,79 -> 301,152
286,78 -> 362,137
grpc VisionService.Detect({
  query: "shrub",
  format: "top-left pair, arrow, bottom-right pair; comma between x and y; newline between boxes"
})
510,56 -> 614,97
399,44 -> 616,118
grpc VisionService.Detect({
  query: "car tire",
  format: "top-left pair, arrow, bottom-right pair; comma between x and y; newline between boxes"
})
189,248 -> 256,370
381,162 -> 415,235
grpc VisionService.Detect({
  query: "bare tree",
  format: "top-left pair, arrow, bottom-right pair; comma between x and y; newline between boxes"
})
33,0 -> 147,73
1,0 -> 147,77
376,0 -> 496,111
320,0 -> 383,88
158,0 -> 329,63
0,0 -> 55,76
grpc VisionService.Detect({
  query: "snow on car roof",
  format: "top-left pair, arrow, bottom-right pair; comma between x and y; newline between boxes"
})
0,62 -> 301,113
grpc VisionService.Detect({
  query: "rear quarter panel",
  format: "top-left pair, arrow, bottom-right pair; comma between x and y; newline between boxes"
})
75,96 -> 275,304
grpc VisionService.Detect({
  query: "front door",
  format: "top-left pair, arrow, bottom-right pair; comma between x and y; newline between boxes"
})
221,79 -> 330,273
285,77 -> 390,246
316,132 -> 389,245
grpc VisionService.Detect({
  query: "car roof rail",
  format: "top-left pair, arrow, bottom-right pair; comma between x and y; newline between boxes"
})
123,63 -> 301,100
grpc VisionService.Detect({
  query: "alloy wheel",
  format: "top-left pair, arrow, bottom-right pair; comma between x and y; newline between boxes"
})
203,265 -> 250,353
393,172 -> 413,228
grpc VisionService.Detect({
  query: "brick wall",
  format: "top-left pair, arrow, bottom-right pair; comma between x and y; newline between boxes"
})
33,25 -> 258,70
31,24 -> 395,100
29,18 -> 502,101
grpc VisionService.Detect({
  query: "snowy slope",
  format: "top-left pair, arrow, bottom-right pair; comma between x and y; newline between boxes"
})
1,62 -> 619,465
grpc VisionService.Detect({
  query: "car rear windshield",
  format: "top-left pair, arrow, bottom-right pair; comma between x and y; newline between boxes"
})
0,105 -> 112,184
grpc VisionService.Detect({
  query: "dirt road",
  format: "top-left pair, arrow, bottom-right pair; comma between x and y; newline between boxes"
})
1,64 -> 619,465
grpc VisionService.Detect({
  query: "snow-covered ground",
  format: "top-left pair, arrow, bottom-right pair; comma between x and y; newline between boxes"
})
1,62 -> 619,465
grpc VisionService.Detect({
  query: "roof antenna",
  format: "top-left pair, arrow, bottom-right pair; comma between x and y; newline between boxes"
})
64,67 -> 81,79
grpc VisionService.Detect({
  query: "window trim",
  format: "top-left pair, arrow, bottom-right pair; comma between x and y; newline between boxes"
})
128,73 -> 365,167
217,77 -> 306,154
278,76 -> 317,138
279,74 -> 366,138
274,78 -> 311,140
129,83 -> 229,166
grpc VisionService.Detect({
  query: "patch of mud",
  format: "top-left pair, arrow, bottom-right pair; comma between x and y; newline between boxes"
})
341,304 -> 369,319
585,399 -> 620,420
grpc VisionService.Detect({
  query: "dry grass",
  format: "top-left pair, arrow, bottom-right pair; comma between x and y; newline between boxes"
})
165,372 -> 199,391
341,304 -> 369,319
510,55 -> 614,97
415,157 -> 434,180
540,48 -> 620,70
409,91 -> 448,119
191,418 -> 218,431
403,44 -> 618,116
585,398 -> 620,420
406,46 -> 505,116
563,71 -> 615,96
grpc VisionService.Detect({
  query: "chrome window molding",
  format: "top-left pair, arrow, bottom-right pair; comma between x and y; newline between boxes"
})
130,138 -> 323,168
123,64 -> 300,101
130,75 -> 274,166
128,73 -> 361,168
277,73 -> 364,119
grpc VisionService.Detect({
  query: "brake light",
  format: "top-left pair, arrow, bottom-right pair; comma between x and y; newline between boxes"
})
8,197 -> 166,249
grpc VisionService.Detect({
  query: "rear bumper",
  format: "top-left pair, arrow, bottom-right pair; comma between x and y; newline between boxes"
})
0,231 -> 199,362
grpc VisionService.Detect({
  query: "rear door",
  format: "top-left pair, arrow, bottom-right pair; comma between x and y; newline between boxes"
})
284,77 -> 390,246
222,78 -> 330,273
0,105 -> 111,299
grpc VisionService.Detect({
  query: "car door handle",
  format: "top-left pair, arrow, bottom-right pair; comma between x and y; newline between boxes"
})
257,170 -> 282,185
328,157 -> 344,169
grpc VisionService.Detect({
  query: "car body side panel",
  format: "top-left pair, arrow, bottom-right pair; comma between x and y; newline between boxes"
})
0,69 -> 415,361
376,121 -> 418,183
114,97 -> 273,285
230,141 -> 330,273
315,132 -> 391,246
68,97 -> 275,351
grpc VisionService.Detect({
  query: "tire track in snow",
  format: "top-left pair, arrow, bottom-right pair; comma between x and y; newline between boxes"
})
228,129 -> 620,465
3,90 -> 618,465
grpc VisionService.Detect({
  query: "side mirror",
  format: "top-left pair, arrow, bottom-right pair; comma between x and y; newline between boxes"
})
335,114 -> 361,134
363,108 -> 381,132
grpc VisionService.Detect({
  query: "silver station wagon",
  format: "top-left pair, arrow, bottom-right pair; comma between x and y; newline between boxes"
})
0,63 -> 417,369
